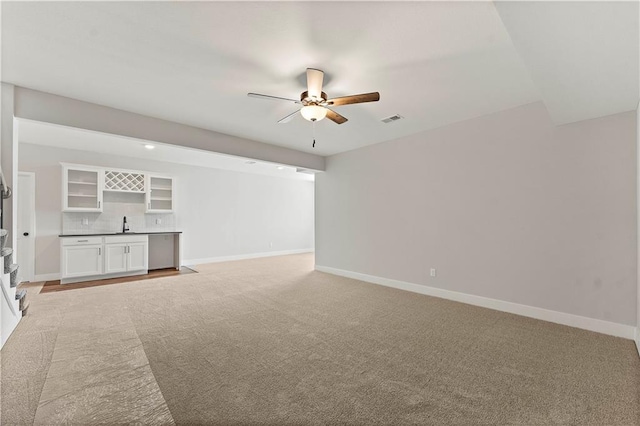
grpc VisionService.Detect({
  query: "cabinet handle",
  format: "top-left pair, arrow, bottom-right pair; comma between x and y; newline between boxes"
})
98,201 -> 101,208
77,240 -> 89,242
148,202 -> 150,209
98,248 -> 101,256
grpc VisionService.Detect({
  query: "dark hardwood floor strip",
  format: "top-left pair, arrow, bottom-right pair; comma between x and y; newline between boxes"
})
40,267 -> 196,293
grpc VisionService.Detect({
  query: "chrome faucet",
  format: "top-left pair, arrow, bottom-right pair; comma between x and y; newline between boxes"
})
122,216 -> 130,233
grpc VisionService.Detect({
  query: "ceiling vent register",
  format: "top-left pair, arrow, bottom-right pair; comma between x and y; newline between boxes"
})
104,170 -> 145,193
381,115 -> 403,123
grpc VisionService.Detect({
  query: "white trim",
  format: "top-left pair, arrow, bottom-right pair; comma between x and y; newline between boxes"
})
185,248 -> 314,267
17,171 -> 36,282
34,272 -> 61,282
315,265 -> 636,340
61,269 -> 147,285
635,328 -> 639,358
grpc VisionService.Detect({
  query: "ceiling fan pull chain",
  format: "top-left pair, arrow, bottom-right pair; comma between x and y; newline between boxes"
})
312,120 -> 316,148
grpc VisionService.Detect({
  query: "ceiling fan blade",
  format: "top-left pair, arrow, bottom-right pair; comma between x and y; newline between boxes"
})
248,93 -> 301,104
324,92 -> 380,107
306,68 -> 324,99
325,108 -> 348,125
277,109 -> 300,124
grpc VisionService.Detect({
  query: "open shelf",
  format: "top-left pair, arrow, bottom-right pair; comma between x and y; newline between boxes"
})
68,181 -> 98,186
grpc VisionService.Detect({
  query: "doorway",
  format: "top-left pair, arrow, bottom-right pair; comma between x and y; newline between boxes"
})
17,172 -> 35,282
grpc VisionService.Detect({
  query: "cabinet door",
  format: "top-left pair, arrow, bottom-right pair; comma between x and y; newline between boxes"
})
127,242 -> 148,271
62,245 -> 103,278
104,243 -> 128,274
63,166 -> 103,212
146,175 -> 174,213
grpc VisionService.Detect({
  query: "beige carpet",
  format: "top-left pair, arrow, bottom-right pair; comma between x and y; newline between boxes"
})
2,253 -> 639,424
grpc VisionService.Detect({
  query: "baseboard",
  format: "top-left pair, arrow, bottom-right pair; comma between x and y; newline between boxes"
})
185,248 -> 314,267
315,265 -> 636,340
34,272 -> 61,282
635,328 -> 640,358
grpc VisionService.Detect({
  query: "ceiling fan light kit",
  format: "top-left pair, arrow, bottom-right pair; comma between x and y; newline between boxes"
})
300,105 -> 327,122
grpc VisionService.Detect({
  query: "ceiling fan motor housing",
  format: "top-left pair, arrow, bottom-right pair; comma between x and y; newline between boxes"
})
300,91 -> 328,105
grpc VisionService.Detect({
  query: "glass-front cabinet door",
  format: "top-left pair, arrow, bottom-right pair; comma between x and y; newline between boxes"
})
146,175 -> 174,213
62,165 -> 103,212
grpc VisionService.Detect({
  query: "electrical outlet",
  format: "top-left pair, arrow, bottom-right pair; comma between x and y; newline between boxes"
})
156,218 -> 162,225
430,268 -> 437,277
82,218 -> 88,226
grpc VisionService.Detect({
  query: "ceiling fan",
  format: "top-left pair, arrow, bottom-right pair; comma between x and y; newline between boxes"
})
248,68 -> 380,125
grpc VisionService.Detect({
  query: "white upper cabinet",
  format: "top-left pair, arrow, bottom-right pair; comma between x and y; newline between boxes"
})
61,164 -> 176,214
62,164 -> 103,212
146,175 -> 174,213
104,170 -> 146,193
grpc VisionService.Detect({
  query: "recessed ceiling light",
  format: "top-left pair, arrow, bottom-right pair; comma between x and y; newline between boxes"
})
277,166 -> 284,170
144,144 -> 155,150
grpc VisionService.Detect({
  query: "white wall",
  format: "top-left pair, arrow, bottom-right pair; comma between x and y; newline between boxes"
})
1,83 -> 17,250
19,143 -> 314,277
637,101 -> 640,351
316,102 -> 637,330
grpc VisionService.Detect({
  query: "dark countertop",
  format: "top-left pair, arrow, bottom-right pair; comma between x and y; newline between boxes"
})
59,231 -> 182,237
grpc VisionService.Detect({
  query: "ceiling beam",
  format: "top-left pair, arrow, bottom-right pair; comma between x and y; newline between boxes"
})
12,85 -> 325,171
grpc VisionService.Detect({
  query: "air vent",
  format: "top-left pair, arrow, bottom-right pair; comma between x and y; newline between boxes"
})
381,114 -> 403,124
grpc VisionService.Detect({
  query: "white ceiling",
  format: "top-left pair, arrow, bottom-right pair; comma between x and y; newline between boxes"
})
2,2 -> 638,157
17,119 -> 314,182
494,1 -> 639,124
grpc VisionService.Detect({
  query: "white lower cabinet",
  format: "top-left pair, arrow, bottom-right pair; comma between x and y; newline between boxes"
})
61,243 -> 103,278
128,242 -> 148,270
61,235 -> 148,284
104,237 -> 148,273
104,243 -> 128,274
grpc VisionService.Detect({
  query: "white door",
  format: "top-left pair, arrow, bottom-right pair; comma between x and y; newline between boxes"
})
62,245 -> 102,278
127,242 -> 148,271
17,172 -> 35,282
104,243 -> 128,274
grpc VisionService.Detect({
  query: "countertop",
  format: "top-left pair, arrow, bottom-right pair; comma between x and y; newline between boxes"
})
59,231 -> 182,237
